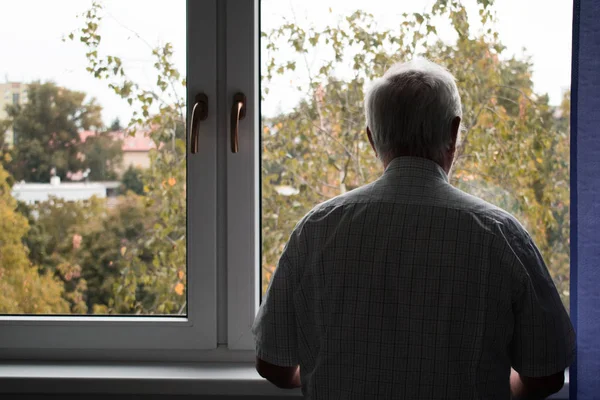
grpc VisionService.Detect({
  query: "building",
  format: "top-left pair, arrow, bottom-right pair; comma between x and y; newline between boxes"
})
0,82 -> 28,146
11,176 -> 107,205
115,130 -> 155,173
79,129 -> 155,175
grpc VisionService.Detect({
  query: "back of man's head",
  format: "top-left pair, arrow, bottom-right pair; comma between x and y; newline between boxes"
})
364,58 -> 463,166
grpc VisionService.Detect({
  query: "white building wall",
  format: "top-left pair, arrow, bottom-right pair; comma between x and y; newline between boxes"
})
12,182 -> 107,205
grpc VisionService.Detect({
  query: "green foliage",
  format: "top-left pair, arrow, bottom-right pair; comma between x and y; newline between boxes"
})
110,117 -> 123,132
21,197 -> 103,313
121,165 -> 145,195
22,194 -> 152,314
82,131 -> 124,181
261,0 -> 570,309
67,0 -> 187,314
0,165 -> 69,313
0,0 -> 562,316
1,82 -> 102,183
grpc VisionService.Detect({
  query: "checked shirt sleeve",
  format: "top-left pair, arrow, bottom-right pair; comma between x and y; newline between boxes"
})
252,232 -> 302,367
502,219 -> 575,377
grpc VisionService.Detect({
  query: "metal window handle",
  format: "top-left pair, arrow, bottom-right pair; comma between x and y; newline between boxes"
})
230,92 -> 247,153
190,93 -> 208,154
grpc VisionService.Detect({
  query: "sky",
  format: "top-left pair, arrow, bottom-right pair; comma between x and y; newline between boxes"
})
0,0 -> 572,126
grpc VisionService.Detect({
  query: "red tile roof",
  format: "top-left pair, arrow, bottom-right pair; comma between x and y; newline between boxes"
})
79,130 -> 156,152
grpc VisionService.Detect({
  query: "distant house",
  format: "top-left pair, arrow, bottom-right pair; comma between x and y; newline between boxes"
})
12,176 -> 107,205
79,129 -> 155,176
115,130 -> 155,173
0,82 -> 28,146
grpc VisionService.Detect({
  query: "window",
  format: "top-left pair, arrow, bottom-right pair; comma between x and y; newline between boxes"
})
0,0 -> 578,370
259,0 -> 573,316
0,0 -> 217,356
12,93 -> 19,105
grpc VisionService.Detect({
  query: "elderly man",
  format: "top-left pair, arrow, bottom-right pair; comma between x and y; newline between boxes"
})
252,59 -> 575,399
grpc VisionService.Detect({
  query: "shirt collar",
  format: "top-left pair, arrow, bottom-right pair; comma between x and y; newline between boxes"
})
383,156 -> 449,183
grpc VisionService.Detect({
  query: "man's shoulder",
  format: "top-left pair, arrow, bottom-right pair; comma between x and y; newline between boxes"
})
290,183 -> 376,231
308,182 -> 376,213
294,180 -> 529,239
444,185 -> 530,237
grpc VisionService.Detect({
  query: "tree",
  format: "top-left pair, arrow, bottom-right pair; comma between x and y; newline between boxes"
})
0,165 -> 69,313
110,117 -> 122,132
260,1 -> 570,308
1,82 -> 102,183
121,165 -> 145,195
20,197 -> 102,313
66,0 -> 569,315
22,193 -> 151,314
68,193 -> 152,313
81,131 -> 123,181
68,1 -> 187,314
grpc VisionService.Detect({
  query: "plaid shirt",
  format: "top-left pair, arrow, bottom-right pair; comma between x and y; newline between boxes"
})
253,156 -> 575,399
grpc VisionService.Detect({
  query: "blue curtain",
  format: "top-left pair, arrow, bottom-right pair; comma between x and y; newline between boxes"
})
570,0 -> 600,397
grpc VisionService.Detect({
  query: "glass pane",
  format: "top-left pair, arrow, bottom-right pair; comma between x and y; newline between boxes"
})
0,0 -> 187,315
260,0 -> 572,311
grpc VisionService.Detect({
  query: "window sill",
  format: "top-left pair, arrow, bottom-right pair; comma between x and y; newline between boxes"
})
0,362 -> 569,399
0,362 -> 301,397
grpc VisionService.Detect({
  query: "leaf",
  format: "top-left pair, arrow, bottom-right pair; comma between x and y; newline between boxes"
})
174,282 -> 184,296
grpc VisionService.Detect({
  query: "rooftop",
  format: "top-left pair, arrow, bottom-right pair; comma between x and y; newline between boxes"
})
80,129 -> 156,152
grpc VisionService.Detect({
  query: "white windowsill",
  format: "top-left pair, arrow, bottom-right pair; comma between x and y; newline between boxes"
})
0,362 -> 301,396
0,362 -> 569,398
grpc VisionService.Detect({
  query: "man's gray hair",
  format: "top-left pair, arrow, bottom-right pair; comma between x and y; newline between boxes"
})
364,58 -> 462,164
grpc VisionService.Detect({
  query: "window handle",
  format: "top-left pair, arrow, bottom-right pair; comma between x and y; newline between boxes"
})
190,93 -> 208,154
230,92 -> 247,153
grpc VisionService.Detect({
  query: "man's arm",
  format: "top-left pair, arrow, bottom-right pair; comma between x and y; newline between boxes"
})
255,357 -> 301,389
510,368 -> 565,399
498,219 -> 574,399
251,232 -> 303,389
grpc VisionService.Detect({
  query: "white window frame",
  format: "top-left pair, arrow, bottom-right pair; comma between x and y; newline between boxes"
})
0,0 -> 221,360
0,6 -> 576,392
225,0 -> 261,351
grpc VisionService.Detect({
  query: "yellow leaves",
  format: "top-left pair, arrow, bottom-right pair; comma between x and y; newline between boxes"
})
93,304 -> 109,314
168,177 -> 176,186
174,282 -> 184,296
177,269 -> 184,280
120,246 -> 127,256
263,125 -> 270,134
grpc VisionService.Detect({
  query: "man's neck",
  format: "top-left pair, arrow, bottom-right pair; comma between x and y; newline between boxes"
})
384,155 -> 452,174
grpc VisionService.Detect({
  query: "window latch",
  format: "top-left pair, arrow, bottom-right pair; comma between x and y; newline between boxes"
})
230,92 -> 247,153
190,93 -> 208,154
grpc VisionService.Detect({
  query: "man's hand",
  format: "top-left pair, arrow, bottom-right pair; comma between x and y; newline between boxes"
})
510,368 -> 565,399
256,357 -> 301,389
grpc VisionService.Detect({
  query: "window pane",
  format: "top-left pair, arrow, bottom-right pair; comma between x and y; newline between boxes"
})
0,0 -> 187,315
260,0 -> 572,311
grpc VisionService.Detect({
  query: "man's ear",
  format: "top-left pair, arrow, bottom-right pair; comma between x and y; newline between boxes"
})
450,117 -> 461,150
444,116 -> 462,173
366,127 -> 378,158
